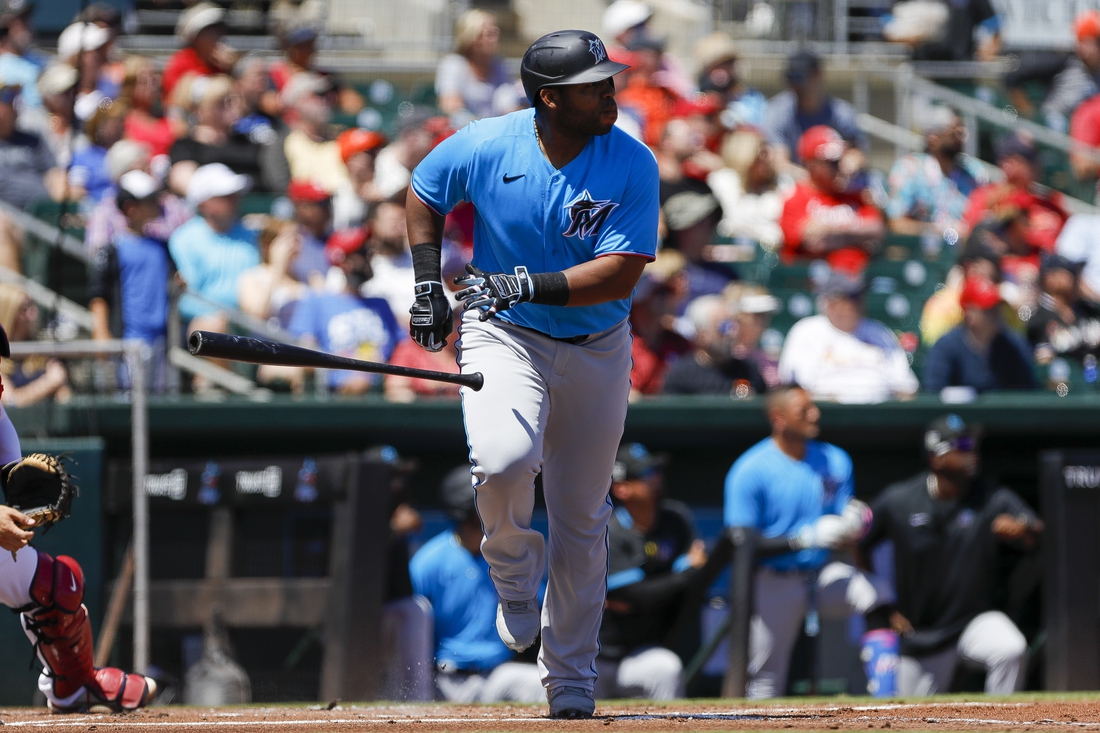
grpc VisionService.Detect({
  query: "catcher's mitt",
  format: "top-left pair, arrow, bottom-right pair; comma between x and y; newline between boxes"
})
1,453 -> 78,531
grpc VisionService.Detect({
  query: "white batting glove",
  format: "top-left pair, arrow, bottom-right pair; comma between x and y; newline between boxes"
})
794,514 -> 850,550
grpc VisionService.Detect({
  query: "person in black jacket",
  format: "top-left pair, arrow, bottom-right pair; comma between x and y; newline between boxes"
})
598,442 -> 707,700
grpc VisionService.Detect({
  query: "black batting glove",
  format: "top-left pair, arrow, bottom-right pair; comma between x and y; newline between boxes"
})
409,281 -> 454,352
454,264 -> 534,321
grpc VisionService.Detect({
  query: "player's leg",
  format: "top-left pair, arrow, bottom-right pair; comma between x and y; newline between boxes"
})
479,662 -> 546,703
435,670 -> 487,703
955,610 -> 1028,693
748,568 -> 810,699
538,321 -> 631,698
458,319 -> 553,606
0,543 -> 38,607
896,647 -> 957,695
0,403 -> 23,464
18,550 -> 156,712
612,645 -> 684,700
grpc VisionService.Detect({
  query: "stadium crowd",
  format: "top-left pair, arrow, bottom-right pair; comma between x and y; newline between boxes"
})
0,0 -> 1097,408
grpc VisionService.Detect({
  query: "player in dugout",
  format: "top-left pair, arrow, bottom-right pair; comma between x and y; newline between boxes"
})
857,414 -> 1042,696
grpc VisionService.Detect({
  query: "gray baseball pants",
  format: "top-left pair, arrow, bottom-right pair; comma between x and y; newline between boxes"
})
897,611 -> 1028,695
457,316 -> 632,694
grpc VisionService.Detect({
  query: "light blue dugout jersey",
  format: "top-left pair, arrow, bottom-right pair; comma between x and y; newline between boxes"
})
409,530 -> 513,672
411,108 -> 659,338
724,438 -> 854,572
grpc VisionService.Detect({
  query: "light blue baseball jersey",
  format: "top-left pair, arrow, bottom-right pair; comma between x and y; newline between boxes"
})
411,108 -> 659,338
724,438 -> 853,572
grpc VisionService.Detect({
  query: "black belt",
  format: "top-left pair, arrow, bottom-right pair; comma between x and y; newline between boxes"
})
510,322 -> 592,345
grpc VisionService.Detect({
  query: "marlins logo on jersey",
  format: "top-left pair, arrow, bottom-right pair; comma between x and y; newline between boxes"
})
563,190 -> 618,239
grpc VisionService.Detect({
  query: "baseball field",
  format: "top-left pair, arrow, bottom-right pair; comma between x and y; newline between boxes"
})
3,695 -> 1100,732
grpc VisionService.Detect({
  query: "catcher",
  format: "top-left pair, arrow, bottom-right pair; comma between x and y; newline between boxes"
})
0,325 -> 156,712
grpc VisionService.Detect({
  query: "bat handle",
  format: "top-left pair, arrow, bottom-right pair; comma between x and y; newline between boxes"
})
464,372 -> 485,391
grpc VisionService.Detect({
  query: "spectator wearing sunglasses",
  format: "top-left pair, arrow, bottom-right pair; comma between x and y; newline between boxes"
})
856,414 -> 1040,696
778,126 -> 884,274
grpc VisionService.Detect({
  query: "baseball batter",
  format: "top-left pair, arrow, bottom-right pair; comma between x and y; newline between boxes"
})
0,325 -> 156,712
405,30 -> 658,718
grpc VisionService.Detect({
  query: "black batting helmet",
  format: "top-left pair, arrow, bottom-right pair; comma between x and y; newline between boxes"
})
441,465 -> 477,523
520,29 -> 630,105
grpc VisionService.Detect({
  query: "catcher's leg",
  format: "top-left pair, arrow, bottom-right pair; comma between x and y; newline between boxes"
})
19,550 -> 156,713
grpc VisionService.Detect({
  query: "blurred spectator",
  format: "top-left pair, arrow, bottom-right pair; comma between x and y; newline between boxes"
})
779,272 -> 918,403
655,117 -> 704,186
885,0 -> 1000,61
162,2 -> 234,100
286,179 -> 333,286
694,32 -> 766,130
269,20 -> 363,116
919,239 -> 1004,346
602,0 -> 691,97
628,269 -> 691,398
237,218 -> 306,327
724,385 -> 887,699
708,129 -> 789,250
1056,213 -> 1100,302
85,139 -> 190,256
287,230 -> 399,394
598,442 -> 705,700
362,201 -> 414,326
663,294 -> 766,396
0,284 -> 70,406
169,164 -> 259,334
0,0 -> 38,113
1009,11 -> 1100,133
616,32 -> 679,146
169,75 -> 285,195
765,51 -> 866,170
886,105 -> 987,238
660,177 -> 731,298
1027,254 -> 1100,367
778,126 -> 884,273
57,22 -> 112,116
435,10 -> 518,126
385,325 -> 460,401
232,55 -> 279,146
279,72 -> 347,193
922,276 -> 1035,393
409,466 -> 544,703
726,282 -> 783,389
333,127 -> 386,230
88,171 -> 171,391
36,63 -> 79,169
120,55 -> 176,158
0,79 -> 65,221
858,415 -> 1038,696
963,132 -> 1068,258
69,98 -> 127,204
374,111 -> 440,202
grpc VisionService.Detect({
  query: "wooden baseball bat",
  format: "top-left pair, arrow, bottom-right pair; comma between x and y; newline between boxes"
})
188,331 -> 484,391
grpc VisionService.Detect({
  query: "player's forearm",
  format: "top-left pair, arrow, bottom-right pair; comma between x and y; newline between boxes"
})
561,254 -> 648,307
407,189 -> 448,285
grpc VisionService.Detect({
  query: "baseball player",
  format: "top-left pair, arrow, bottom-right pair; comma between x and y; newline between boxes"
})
724,384 -> 890,699
857,414 -> 1041,695
0,324 -> 156,712
405,30 -> 659,718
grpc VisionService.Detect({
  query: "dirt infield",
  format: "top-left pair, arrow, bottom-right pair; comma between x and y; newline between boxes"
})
3,697 -> 1100,732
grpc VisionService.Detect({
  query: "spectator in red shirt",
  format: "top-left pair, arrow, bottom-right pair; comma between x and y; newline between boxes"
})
120,55 -> 176,158
162,2 -> 235,100
778,125 -> 884,274
963,131 -> 1068,255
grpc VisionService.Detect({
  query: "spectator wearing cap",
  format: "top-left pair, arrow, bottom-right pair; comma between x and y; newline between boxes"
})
778,126 -> 885,274
36,63 -> 78,168
887,105 -> 987,238
69,98 -> 127,204
373,110 -> 441,202
694,32 -> 766,130
922,276 -> 1035,394
409,465 -> 545,703
435,9 -> 519,126
119,56 -> 176,159
168,163 -> 259,334
237,217 -> 306,327
602,0 -> 691,98
616,32 -> 681,147
598,442 -> 705,700
708,128 -> 790,250
333,127 -> 387,230
857,414 -> 1038,696
84,139 -> 190,257
88,170 -> 171,390
0,0 -> 38,111
287,179 -> 333,286
765,51 -> 866,170
1027,254 -> 1100,369
920,239 -> 1006,347
57,22 -> 114,126
659,176 -> 731,300
726,282 -> 783,389
278,72 -> 348,193
361,200 -> 415,326
162,2 -> 234,100
963,132 -> 1068,257
1056,213 -> 1100,303
169,75 -> 286,195
663,294 -> 767,396
268,20 -> 364,116
287,229 -> 400,394
779,271 -> 918,403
